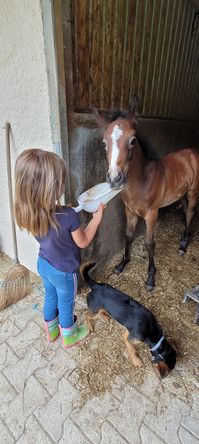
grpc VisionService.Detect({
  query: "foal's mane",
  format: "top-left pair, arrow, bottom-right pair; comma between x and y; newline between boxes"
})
110,110 -> 134,122
110,111 -> 159,161
137,135 -> 160,161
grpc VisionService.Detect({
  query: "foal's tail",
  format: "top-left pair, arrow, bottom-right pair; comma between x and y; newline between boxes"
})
80,262 -> 96,288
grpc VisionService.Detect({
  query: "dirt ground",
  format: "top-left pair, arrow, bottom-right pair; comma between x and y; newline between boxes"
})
0,205 -> 199,405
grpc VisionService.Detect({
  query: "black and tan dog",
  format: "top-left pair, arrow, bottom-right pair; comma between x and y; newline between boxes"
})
81,263 -> 177,378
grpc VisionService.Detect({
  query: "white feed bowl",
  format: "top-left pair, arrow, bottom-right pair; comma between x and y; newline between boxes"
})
73,182 -> 124,213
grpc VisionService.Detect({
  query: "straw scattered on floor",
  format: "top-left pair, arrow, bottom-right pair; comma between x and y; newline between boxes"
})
0,206 -> 199,405
70,206 -> 199,402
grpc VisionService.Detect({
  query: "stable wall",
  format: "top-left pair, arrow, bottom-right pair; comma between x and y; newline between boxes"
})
0,0 -> 57,274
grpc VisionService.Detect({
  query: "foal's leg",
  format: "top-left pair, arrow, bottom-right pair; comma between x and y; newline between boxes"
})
144,209 -> 158,290
115,208 -> 139,274
179,190 -> 198,255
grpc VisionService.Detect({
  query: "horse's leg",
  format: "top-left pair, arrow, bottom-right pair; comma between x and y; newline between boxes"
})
115,208 -> 139,274
179,190 -> 198,255
144,209 -> 158,291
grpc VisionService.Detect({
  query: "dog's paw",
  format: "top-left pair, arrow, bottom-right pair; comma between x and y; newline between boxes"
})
87,321 -> 94,333
134,357 -> 143,368
103,313 -> 110,321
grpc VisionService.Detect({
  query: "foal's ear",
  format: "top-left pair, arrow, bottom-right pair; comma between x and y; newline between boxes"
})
129,95 -> 140,120
92,107 -> 112,128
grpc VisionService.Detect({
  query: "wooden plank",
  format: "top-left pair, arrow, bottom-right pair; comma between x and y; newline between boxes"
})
131,0 -> 146,107
102,0 -> 116,110
148,0 -> 166,115
180,10 -> 199,116
109,0 -> 128,108
158,0 -> 179,116
122,0 -> 137,108
173,2 -> 193,117
166,0 -> 186,117
72,0 -> 90,110
89,0 -> 103,109
61,0 -> 74,111
164,0 -> 184,117
139,0 -> 156,115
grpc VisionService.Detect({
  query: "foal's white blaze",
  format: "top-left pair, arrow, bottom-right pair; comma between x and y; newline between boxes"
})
109,125 -> 123,179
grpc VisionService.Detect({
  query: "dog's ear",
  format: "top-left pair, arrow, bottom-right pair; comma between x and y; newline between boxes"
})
153,362 -> 170,379
170,341 -> 178,354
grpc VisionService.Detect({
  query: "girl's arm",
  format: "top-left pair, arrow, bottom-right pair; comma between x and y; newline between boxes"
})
71,204 -> 105,248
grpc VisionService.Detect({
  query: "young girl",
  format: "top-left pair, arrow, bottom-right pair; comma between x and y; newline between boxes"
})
15,148 -> 105,348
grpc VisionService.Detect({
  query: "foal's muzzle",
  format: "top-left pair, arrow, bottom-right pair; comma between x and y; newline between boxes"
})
106,171 -> 124,189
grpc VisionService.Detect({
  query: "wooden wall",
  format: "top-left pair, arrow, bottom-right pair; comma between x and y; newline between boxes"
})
69,0 -> 199,121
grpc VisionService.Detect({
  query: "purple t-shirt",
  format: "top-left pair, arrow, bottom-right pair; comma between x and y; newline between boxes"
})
35,207 -> 81,273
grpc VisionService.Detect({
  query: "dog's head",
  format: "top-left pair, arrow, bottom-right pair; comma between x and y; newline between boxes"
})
152,341 -> 177,379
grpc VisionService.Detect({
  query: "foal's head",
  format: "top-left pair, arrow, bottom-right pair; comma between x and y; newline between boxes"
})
93,95 -> 139,188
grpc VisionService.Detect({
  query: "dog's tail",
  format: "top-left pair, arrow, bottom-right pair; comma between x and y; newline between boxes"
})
80,262 -> 96,288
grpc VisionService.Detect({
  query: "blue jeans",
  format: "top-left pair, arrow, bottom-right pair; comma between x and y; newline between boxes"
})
37,257 -> 77,328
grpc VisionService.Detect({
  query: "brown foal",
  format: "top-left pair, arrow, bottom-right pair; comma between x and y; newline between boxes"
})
93,96 -> 199,290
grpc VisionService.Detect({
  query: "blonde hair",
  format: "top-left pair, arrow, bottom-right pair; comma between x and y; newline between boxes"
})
15,148 -> 67,237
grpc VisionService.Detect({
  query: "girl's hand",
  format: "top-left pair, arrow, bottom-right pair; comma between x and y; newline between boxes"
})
72,204 -> 106,248
92,203 -> 106,223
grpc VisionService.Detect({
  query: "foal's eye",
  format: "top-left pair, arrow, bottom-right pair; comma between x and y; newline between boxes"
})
102,140 -> 108,151
129,136 -> 136,147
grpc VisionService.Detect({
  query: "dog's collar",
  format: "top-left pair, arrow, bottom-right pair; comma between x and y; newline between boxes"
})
151,336 -> 173,364
150,335 -> 165,352
152,354 -> 164,363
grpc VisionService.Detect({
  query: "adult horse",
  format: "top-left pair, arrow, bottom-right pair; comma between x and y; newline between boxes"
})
93,96 -> 199,290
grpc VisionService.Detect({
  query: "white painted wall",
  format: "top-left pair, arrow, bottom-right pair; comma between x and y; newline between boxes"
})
0,0 -> 59,273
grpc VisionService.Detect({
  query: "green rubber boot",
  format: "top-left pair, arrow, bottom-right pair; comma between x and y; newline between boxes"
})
59,320 -> 89,349
45,316 -> 60,342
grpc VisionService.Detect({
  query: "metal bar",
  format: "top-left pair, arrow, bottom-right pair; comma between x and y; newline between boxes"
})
191,19 -> 199,115
192,53 -> 199,117
148,0 -> 163,114
164,0 -> 182,116
180,10 -> 197,115
167,0 -> 186,117
129,0 -> 138,100
159,0 -> 177,115
120,0 -> 129,109
172,3 -> 191,117
88,0 -> 93,109
138,0 -> 148,98
154,0 -> 170,115
173,5 -> 192,118
142,0 -> 156,114
111,0 -> 118,107
100,0 -> 106,108
182,15 -> 199,116
187,39 -> 199,118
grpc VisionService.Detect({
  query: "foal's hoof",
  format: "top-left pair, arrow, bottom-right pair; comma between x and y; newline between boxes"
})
114,261 -> 129,274
146,283 -> 154,292
146,274 -> 155,291
114,264 -> 124,274
179,240 -> 187,255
